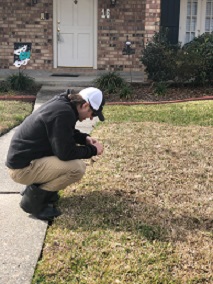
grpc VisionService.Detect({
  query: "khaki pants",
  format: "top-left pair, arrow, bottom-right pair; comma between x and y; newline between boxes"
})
8,156 -> 86,192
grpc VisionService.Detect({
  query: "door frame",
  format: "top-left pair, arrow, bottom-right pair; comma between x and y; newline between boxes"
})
53,0 -> 98,69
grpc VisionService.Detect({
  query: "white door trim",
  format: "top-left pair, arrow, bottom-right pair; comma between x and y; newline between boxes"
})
53,0 -> 57,68
53,0 -> 97,69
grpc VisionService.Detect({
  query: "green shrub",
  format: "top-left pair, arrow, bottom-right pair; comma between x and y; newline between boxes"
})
7,71 -> 35,91
141,29 -> 181,82
93,71 -> 125,93
181,32 -> 213,84
142,30 -> 213,85
93,71 -> 132,99
0,80 -> 11,92
119,83 -> 132,99
153,81 -> 168,96
175,49 -> 202,84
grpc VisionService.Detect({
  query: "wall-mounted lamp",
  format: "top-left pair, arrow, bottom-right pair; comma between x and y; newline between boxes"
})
110,0 -> 117,6
122,35 -> 135,55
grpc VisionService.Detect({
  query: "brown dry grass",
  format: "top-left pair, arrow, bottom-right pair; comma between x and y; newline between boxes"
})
34,119 -> 213,283
84,122 -> 213,281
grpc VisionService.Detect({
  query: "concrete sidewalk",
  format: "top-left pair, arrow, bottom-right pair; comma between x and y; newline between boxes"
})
0,71 -> 102,284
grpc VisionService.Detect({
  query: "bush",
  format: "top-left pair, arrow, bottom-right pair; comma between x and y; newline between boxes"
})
153,81 -> 168,96
142,30 -> 213,85
141,29 -> 181,82
0,80 -> 11,92
93,71 -> 132,99
93,71 -> 125,93
180,32 -> 213,84
7,71 -> 35,91
118,83 -> 132,99
175,49 -> 202,84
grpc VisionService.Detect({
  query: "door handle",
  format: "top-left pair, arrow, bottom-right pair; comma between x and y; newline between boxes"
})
57,26 -> 60,41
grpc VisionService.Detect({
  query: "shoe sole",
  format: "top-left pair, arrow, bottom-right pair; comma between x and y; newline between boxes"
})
20,202 -> 32,214
20,201 -> 61,220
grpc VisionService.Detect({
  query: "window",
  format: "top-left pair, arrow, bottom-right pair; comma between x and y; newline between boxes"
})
185,0 -> 198,42
179,0 -> 213,44
205,1 -> 213,32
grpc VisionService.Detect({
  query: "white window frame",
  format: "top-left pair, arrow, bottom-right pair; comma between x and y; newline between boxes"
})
179,0 -> 213,44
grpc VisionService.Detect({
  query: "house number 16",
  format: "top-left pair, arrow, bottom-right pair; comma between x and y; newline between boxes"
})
101,9 -> 110,19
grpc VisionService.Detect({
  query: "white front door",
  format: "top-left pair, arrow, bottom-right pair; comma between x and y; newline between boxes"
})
56,0 -> 95,67
179,0 -> 213,44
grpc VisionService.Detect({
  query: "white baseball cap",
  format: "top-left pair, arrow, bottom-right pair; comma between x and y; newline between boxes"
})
79,87 -> 105,121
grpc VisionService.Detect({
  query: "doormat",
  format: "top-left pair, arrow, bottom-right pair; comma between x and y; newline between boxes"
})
51,73 -> 79,77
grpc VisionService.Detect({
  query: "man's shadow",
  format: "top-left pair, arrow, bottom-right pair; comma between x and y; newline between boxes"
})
56,190 -> 213,242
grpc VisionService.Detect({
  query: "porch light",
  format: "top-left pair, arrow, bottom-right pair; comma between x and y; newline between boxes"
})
110,0 -> 116,6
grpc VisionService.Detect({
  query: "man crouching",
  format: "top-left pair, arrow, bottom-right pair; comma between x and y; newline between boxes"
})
6,87 -> 105,221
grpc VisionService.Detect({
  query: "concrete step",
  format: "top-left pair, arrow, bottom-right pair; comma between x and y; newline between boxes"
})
36,78 -> 95,87
35,86 -> 84,104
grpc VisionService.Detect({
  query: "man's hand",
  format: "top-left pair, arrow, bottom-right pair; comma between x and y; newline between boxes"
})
86,136 -> 103,155
93,141 -> 104,155
86,136 -> 97,145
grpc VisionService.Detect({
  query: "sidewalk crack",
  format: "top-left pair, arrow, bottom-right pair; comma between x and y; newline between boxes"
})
0,192 -> 20,194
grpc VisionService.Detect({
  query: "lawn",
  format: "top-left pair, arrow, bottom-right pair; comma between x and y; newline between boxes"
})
0,100 -> 33,136
31,101 -> 213,284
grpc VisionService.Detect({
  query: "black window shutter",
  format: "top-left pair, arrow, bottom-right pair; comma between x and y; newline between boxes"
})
160,0 -> 180,44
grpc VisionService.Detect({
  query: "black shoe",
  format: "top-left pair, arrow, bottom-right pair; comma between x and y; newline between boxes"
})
45,191 -> 60,204
20,187 -> 60,203
20,184 -> 61,221
21,202 -> 61,221
34,205 -> 61,221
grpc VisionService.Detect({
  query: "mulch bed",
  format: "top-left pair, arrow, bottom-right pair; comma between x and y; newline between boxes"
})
105,83 -> 213,103
0,83 -> 213,104
0,85 -> 41,102
0,95 -> 36,102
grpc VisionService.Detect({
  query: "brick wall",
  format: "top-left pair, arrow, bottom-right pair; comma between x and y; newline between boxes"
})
97,0 -> 146,71
0,0 -> 160,71
144,0 -> 161,43
0,0 -> 53,70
